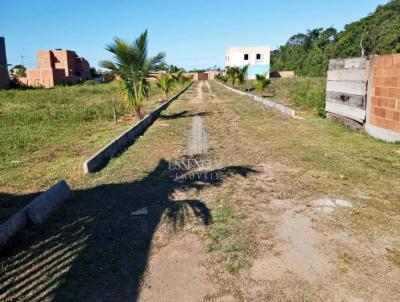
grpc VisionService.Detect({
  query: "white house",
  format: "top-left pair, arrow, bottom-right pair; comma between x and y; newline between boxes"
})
225,46 -> 271,79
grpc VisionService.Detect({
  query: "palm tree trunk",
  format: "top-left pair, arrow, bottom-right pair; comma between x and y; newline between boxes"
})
135,106 -> 143,120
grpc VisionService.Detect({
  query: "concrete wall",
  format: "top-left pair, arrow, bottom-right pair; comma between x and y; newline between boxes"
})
325,57 -> 368,124
0,37 -> 9,89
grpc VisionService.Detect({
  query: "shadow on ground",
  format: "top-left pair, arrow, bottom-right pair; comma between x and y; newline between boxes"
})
0,158 -> 256,302
160,110 -> 211,120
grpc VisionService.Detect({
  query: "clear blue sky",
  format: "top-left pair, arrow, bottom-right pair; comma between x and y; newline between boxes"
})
0,0 -> 389,70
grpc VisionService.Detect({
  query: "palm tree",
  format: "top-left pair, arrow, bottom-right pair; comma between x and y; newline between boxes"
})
171,70 -> 185,86
226,65 -> 249,86
156,74 -> 174,99
254,74 -> 271,95
237,65 -> 249,85
100,30 -> 165,119
226,67 -> 239,86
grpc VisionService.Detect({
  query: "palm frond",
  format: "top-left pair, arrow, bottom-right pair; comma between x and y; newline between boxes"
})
102,30 -> 165,117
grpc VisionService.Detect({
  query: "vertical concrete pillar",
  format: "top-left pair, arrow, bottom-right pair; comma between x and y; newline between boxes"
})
0,37 -> 9,89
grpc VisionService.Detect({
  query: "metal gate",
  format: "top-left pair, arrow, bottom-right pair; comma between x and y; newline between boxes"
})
198,73 -> 208,81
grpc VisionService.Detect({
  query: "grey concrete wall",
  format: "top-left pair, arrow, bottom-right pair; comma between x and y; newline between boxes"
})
83,82 -> 193,173
0,37 -> 7,66
216,81 -> 296,118
0,180 -> 72,247
0,37 -> 9,89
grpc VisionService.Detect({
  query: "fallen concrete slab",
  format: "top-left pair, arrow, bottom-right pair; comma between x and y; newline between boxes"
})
216,81 -> 296,118
0,180 -> 72,247
26,180 -> 73,225
0,207 -> 29,247
83,82 -> 193,173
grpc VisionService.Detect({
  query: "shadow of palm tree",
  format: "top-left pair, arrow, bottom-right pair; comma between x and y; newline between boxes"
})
0,158 -> 257,302
160,110 -> 210,120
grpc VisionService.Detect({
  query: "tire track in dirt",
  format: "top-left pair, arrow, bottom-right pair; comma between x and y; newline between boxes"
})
138,81 -> 215,302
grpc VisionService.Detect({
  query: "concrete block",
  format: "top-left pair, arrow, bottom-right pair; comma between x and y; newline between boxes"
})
344,57 -> 367,69
327,81 -> 366,96
327,112 -> 364,132
0,208 -> 29,246
26,180 -> 73,225
328,69 -> 367,82
365,123 -> 400,142
326,101 -> 366,123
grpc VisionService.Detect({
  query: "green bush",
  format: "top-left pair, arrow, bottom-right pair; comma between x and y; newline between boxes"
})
292,85 -> 326,117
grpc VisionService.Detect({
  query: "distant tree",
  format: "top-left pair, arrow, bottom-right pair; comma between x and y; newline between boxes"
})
100,30 -> 165,119
271,0 -> 400,77
156,74 -> 174,99
90,67 -> 102,78
168,65 -> 180,73
318,27 -> 338,47
288,33 -> 308,47
10,64 -> 26,77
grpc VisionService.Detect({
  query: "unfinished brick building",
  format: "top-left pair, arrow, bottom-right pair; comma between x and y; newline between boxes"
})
26,49 -> 91,88
0,37 -> 9,89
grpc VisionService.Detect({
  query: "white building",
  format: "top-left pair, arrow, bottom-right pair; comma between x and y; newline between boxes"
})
225,46 -> 271,79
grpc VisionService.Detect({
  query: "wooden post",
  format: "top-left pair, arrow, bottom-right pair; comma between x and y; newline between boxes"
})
113,107 -> 117,124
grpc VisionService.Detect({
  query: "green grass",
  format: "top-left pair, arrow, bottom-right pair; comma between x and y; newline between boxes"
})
0,80 -> 182,221
268,77 -> 327,116
218,77 -> 327,116
206,204 -> 253,277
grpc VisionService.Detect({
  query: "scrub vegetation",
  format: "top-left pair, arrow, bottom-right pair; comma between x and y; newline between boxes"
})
271,0 -> 400,76
215,75 -> 326,117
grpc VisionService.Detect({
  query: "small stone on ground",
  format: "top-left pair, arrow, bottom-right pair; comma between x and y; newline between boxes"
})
130,207 -> 148,216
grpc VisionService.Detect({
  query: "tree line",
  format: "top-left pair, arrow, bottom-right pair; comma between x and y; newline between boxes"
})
271,0 -> 400,76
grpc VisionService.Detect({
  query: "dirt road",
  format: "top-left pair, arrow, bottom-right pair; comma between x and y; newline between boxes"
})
2,81 -> 400,301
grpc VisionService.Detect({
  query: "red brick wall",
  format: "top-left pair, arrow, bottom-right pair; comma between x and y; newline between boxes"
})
38,51 -> 54,69
27,49 -> 91,88
370,54 -> 400,133
27,69 -> 55,88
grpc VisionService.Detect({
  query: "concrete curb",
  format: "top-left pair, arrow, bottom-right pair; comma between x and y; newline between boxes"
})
216,81 -> 296,118
26,180 -> 73,225
83,82 -> 193,173
0,180 -> 72,247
